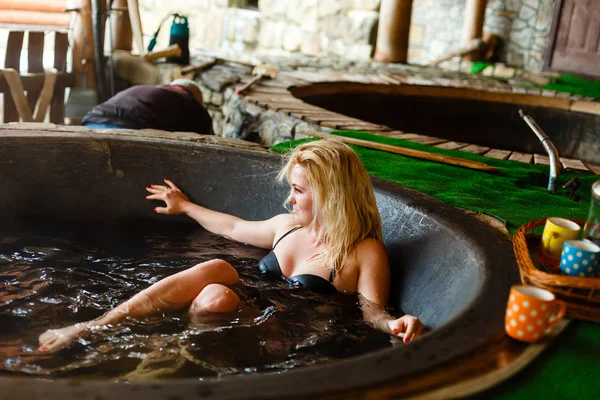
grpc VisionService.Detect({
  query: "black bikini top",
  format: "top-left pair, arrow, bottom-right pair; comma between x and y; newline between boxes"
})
258,226 -> 337,295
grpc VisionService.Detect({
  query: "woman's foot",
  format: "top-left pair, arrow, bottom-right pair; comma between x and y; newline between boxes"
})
38,323 -> 90,352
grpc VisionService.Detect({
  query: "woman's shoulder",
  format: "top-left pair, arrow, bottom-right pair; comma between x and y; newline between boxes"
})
354,237 -> 387,262
270,213 -> 297,232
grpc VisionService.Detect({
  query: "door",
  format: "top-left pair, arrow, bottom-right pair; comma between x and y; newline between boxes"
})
545,0 -> 600,79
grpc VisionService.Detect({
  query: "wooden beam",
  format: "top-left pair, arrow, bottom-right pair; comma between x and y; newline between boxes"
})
71,0 -> 95,89
26,32 -> 44,111
509,152 -> 533,164
374,0 -> 413,63
111,0 -> 133,52
462,0 -> 487,61
0,10 -> 71,27
0,0 -> 67,13
0,72 -> 76,92
300,130 -> 498,172
50,32 -> 70,124
484,149 -> 512,160
3,31 -> 24,122
435,141 -> 469,150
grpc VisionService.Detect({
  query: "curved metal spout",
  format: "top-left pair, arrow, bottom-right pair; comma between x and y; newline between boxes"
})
519,109 -> 561,193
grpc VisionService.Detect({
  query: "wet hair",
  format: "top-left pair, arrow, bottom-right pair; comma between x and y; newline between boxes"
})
278,139 -> 383,274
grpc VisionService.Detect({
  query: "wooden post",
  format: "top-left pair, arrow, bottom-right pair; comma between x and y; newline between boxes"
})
461,0 -> 487,61
374,0 -> 413,63
111,0 -> 132,52
127,0 -> 144,55
70,0 -> 96,89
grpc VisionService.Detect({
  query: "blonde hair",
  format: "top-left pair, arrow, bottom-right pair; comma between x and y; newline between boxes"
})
278,139 -> 383,274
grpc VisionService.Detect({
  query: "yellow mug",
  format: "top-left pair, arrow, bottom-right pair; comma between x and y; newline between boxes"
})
541,218 -> 580,260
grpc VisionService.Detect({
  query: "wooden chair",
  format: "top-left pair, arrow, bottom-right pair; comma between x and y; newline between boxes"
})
1,28 -> 75,124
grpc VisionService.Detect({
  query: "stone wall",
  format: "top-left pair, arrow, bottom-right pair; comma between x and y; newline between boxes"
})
138,0 -> 555,72
409,0 -> 555,72
138,0 -> 380,60
257,0 -> 380,59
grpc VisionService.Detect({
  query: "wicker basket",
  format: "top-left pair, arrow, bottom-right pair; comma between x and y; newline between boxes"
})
513,218 -> 600,323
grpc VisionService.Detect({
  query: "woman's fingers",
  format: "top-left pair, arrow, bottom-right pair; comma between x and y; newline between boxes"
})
164,178 -> 179,190
145,193 -> 163,201
404,318 -> 425,343
154,206 -> 168,214
149,184 -> 168,190
403,319 -> 417,343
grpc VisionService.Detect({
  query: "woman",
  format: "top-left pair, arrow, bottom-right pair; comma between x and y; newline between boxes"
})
39,140 -> 424,352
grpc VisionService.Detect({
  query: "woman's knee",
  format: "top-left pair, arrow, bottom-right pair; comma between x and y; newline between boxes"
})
192,258 -> 239,285
190,284 -> 240,315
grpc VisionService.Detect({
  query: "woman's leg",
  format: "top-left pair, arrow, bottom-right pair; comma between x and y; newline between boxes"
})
39,259 -> 239,352
189,283 -> 241,315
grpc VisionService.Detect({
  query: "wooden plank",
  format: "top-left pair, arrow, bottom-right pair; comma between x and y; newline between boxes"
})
460,144 -> 491,155
377,130 -> 407,137
389,74 -> 410,83
435,141 -> 469,150
509,152 -> 533,164
245,96 -> 303,104
3,31 -> 24,122
0,23 -> 69,33
303,116 -> 369,124
50,32 -> 69,124
245,86 -> 288,94
584,163 -> 600,175
533,154 -> 551,166
570,101 -> 600,116
484,148 -> 512,160
1,72 -> 80,92
26,31 -> 45,111
378,74 -> 402,84
560,158 -> 589,171
399,133 -> 446,145
337,125 -> 392,132
320,121 -> 343,129
300,130 -> 498,172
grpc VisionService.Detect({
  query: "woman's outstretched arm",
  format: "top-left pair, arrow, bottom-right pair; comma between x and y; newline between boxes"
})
146,178 -> 287,249
355,239 -> 425,343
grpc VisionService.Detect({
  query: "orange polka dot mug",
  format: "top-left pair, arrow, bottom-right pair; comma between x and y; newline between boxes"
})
505,285 -> 566,343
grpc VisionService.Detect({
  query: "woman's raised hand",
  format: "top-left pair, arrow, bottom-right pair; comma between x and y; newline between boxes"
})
388,315 -> 425,343
146,178 -> 191,215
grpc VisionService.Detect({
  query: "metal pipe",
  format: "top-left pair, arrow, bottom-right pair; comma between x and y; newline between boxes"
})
519,109 -> 561,193
91,0 -> 108,102
106,0 -> 115,98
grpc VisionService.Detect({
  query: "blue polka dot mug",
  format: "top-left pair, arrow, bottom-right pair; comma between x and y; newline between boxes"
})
559,240 -> 600,277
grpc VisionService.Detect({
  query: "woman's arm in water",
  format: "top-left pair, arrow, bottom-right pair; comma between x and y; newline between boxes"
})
145,178 -> 288,249
355,239 -> 425,343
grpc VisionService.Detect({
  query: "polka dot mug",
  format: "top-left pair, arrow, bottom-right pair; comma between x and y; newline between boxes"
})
541,218 -> 581,260
560,239 -> 600,277
505,285 -> 566,343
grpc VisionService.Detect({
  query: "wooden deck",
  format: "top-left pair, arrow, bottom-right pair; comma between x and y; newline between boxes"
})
239,71 -> 600,175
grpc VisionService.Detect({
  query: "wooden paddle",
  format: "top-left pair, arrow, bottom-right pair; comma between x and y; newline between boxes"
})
299,130 -> 499,172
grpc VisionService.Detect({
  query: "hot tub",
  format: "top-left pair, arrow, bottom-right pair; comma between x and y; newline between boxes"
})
290,83 -> 600,165
0,127 -> 518,399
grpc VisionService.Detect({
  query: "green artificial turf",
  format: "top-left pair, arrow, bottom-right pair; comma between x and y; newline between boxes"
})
272,131 -> 597,234
471,62 -> 600,100
541,73 -> 600,101
271,131 -> 600,399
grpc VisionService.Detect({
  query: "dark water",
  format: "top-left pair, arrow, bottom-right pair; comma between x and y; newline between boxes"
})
0,218 -> 393,381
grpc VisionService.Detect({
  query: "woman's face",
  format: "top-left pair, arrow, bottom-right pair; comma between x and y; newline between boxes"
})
288,164 -> 314,226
